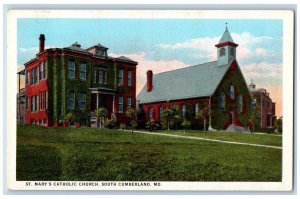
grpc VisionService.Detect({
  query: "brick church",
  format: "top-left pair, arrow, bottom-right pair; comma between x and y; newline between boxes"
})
137,27 -> 253,131
19,34 -> 138,127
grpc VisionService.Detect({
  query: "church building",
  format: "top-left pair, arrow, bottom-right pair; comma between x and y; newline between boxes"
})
137,27 -> 253,131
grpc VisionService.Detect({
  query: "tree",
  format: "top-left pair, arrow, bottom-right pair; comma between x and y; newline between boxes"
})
250,109 -> 261,132
125,108 -> 137,133
196,106 -> 210,131
162,105 -> 180,131
274,116 -> 282,133
95,108 -> 107,128
64,113 -> 75,131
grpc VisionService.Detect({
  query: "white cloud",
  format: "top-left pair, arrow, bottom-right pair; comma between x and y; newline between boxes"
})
19,46 -> 56,53
241,62 -> 282,81
110,52 -> 189,94
158,32 -> 276,65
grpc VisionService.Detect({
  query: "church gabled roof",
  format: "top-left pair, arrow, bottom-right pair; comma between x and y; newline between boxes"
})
137,60 -> 233,104
218,27 -> 235,44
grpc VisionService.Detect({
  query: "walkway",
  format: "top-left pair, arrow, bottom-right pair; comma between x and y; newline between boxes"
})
122,130 -> 282,150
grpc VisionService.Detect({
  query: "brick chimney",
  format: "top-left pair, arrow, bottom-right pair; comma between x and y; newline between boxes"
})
39,34 -> 45,53
146,70 -> 153,92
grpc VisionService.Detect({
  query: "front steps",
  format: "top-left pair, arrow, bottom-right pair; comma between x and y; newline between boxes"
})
225,124 -> 250,133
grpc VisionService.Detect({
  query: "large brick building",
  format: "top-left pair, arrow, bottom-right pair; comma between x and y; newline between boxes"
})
137,27 -> 253,131
248,81 -> 276,129
19,34 -> 138,127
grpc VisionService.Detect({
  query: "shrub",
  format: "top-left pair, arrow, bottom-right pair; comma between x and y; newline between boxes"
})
119,123 -> 126,130
146,118 -> 159,131
181,119 -> 191,131
104,119 -> 117,129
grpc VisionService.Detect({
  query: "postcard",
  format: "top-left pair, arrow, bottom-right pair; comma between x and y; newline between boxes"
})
6,9 -> 294,191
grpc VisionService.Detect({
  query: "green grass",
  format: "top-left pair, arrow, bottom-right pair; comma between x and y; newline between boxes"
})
156,130 -> 282,147
17,125 -> 282,181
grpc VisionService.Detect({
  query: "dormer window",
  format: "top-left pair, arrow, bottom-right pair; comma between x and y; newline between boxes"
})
96,49 -> 106,56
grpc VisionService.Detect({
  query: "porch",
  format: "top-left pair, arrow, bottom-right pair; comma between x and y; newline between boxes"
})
89,87 -> 117,128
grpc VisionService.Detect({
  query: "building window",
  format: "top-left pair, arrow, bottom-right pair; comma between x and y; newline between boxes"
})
68,92 -> 75,110
36,95 -> 39,111
252,99 -> 256,110
128,71 -> 132,86
220,92 -> 225,111
46,91 -> 48,110
182,104 -> 186,118
98,70 -> 106,84
238,95 -> 243,113
68,60 -> 75,78
148,107 -> 153,119
230,85 -> 235,100
79,93 -> 86,110
118,69 -> 124,85
159,106 -> 163,120
127,97 -> 132,108
118,96 -> 124,113
220,48 -> 226,56
39,63 -> 43,80
80,63 -> 87,80
44,61 -> 47,79
25,72 -> 29,84
195,103 -> 200,118
32,68 -> 38,84
94,69 -> 106,84
31,96 -> 38,112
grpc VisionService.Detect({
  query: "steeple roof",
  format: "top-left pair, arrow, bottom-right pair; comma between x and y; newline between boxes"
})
218,27 -> 235,44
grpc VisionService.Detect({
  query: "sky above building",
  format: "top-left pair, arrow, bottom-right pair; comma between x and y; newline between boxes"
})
17,18 -> 283,116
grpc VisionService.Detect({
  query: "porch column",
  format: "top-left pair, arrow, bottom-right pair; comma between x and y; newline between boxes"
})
96,93 -> 99,109
112,94 -> 116,113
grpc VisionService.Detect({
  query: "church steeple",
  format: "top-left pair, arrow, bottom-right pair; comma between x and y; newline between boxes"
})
215,25 -> 238,66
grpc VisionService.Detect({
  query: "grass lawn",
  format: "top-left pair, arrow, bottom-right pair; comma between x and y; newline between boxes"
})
17,125 -> 282,181
156,130 -> 282,147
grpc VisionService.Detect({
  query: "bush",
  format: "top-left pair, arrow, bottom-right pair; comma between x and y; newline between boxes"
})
146,118 -> 159,131
119,123 -> 126,130
104,119 -> 117,129
181,119 -> 191,131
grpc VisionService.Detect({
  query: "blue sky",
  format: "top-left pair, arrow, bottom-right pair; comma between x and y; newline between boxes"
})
17,18 -> 283,115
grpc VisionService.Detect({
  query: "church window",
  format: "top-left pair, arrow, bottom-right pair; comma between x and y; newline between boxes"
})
230,48 -> 234,56
230,85 -> 235,100
238,95 -> 243,113
220,92 -> 225,111
182,104 -> 186,118
148,107 -> 153,119
220,48 -> 226,56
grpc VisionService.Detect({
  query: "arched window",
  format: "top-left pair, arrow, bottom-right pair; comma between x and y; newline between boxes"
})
195,103 -> 200,118
230,47 -> 234,56
220,48 -> 226,56
182,104 -> 186,118
230,85 -> 235,100
159,106 -> 163,120
148,107 -> 153,119
220,92 -> 225,111
238,95 -> 243,113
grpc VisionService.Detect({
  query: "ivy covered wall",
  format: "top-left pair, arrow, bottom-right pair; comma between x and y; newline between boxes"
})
211,62 -> 252,130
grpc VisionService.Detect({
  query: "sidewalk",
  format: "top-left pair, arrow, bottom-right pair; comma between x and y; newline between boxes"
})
121,129 -> 282,150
